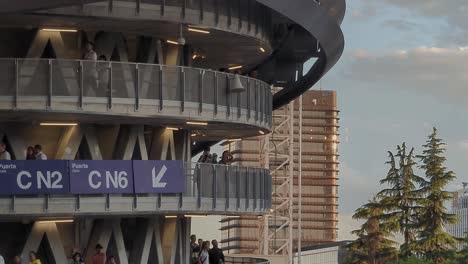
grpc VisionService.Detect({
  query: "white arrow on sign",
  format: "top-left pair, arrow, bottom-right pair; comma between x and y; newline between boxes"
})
152,165 -> 168,188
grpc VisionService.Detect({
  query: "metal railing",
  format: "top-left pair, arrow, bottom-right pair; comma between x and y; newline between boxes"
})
224,256 -> 270,264
3,162 -> 272,215
0,58 -> 272,126
187,162 -> 272,210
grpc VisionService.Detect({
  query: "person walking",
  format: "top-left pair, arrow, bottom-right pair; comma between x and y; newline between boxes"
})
26,146 -> 35,160
198,241 -> 210,264
0,142 -> 11,160
34,145 -> 47,160
209,240 -> 224,264
91,244 -> 106,264
28,252 -> 41,264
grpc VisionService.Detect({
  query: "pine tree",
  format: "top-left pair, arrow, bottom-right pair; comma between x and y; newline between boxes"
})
415,127 -> 458,263
378,143 -> 425,258
345,197 -> 398,264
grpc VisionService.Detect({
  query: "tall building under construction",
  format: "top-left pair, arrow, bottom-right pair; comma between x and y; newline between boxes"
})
221,90 -> 339,255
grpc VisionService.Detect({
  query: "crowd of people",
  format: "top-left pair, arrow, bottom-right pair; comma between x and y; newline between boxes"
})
190,235 -> 225,264
0,143 -> 47,161
197,147 -> 233,165
0,244 -> 118,264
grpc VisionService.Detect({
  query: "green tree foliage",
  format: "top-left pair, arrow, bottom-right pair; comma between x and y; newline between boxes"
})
377,143 -> 425,258
414,127 -> 458,263
345,197 -> 398,264
347,127 -> 461,263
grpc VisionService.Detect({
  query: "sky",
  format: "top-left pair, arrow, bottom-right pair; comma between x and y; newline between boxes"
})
328,0 -> 468,239
194,0 -> 468,243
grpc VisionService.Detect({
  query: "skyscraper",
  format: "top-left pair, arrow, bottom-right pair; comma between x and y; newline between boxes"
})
221,90 -> 339,255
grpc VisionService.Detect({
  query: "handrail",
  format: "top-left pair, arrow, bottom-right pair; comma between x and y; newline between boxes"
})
224,256 -> 270,264
0,58 -> 273,127
0,162 -> 272,216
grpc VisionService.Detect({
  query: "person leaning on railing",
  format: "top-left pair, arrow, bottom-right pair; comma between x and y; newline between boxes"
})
219,151 -> 233,165
0,142 -> 11,160
82,41 -> 98,96
197,147 -> 212,163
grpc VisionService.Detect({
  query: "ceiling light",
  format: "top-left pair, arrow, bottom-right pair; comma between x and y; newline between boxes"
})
165,215 -> 178,218
166,127 -> 179,131
37,219 -> 74,224
188,28 -> 210,34
191,133 -> 197,137
167,40 -> 179,45
259,47 -> 265,52
192,54 -> 198,59
186,121 -> 208,126
40,122 -> 78,126
228,139 -> 242,142
228,65 -> 242,70
184,215 -> 207,218
41,28 -> 78,33
259,130 -> 265,135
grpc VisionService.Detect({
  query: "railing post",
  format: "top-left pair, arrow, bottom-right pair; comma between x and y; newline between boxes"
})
45,194 -> 49,212
79,61 -> 83,109
214,71 -> 218,115
226,74 -> 231,117
253,169 -> 257,210
14,59 -> 18,109
246,167 -> 249,209
76,194 -> 81,211
225,165 -> 229,210
255,81 -> 258,121
237,87 -> 241,119
236,166 -> 240,209
247,78 -> 251,119
212,164 -> 217,209
159,65 -> 163,111
135,63 -> 140,111
11,195 -> 15,213
199,69 -> 204,113
180,67 -> 185,112
260,84 -> 264,123
108,62 -> 113,110
48,59 -> 52,109
197,164 -> 201,209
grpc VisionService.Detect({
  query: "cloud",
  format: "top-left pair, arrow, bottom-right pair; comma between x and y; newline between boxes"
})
339,162 -> 380,214
382,19 -> 419,31
380,0 -> 468,44
338,213 -> 360,240
458,140 -> 468,152
350,3 -> 378,20
346,46 -> 468,105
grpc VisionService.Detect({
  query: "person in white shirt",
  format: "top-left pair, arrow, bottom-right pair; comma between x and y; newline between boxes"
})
34,144 -> 47,160
83,41 -> 98,96
199,241 -> 210,264
0,254 -> 5,264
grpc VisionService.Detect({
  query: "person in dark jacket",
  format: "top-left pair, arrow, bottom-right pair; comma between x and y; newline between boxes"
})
208,240 -> 224,264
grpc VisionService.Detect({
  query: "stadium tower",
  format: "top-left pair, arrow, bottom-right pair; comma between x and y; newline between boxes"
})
0,0 -> 344,263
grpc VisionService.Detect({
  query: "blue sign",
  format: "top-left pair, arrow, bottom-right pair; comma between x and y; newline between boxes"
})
70,160 -> 134,194
0,160 -> 69,195
133,160 -> 185,194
